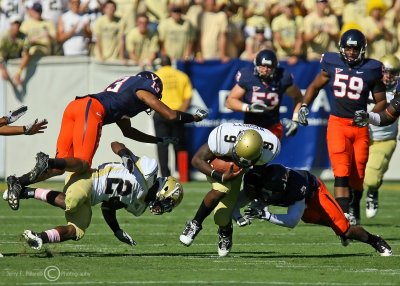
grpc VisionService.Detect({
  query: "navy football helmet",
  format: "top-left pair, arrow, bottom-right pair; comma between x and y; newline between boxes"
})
136,71 -> 163,99
339,29 -> 367,66
253,49 -> 278,79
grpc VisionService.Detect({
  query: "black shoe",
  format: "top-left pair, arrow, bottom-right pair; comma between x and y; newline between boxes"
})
7,175 -> 22,210
217,227 -> 233,257
28,152 -> 49,183
372,236 -> 392,257
179,220 -> 202,246
366,191 -> 378,218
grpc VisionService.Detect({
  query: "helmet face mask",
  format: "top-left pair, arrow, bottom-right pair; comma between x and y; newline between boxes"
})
380,55 -> 400,88
253,49 -> 278,79
339,29 -> 367,66
149,176 -> 183,215
232,129 -> 264,168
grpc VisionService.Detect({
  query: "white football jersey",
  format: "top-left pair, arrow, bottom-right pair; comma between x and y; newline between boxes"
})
0,0 -> 25,30
91,157 -> 158,216
208,122 -> 280,165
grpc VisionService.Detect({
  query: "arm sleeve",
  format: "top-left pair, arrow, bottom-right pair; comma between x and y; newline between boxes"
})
267,199 -> 306,228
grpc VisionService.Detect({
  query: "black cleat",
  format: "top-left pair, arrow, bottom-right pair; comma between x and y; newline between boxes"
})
28,152 -> 49,183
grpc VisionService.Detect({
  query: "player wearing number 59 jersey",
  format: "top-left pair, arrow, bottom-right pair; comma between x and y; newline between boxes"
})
6,71 -> 208,211
299,29 -> 386,225
6,141 -> 184,250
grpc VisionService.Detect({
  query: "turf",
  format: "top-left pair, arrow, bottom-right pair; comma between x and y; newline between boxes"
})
0,180 -> 399,285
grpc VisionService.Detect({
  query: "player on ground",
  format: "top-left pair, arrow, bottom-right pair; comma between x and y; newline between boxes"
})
6,71 -> 207,210
4,141 -> 183,250
298,29 -> 387,225
179,122 -> 280,257
0,105 -> 47,135
225,49 -> 303,139
241,164 -> 392,256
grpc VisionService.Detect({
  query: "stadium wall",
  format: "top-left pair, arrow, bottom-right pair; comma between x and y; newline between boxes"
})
1,56 -> 400,181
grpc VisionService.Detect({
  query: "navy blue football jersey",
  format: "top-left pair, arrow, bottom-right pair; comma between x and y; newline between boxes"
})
245,167 -> 319,207
235,67 -> 293,127
389,81 -> 400,116
321,52 -> 385,118
88,76 -> 159,125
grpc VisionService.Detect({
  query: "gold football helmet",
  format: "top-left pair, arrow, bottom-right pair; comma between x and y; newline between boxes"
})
232,129 -> 263,168
149,176 -> 183,215
380,55 -> 400,88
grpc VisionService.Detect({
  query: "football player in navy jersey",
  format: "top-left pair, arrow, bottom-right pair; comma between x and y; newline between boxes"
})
297,29 -> 387,225
241,164 -> 392,256
225,49 -> 303,139
6,71 -> 208,211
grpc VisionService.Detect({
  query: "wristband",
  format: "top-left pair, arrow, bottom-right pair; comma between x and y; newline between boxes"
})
210,169 -> 224,183
241,104 -> 249,112
176,111 -> 195,123
292,112 -> 299,122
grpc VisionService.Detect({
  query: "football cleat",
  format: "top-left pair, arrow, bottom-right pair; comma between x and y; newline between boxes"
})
23,230 -> 43,250
217,227 -> 233,257
366,191 -> 378,218
372,236 -> 392,257
3,188 -> 34,201
7,175 -> 22,210
28,152 -> 49,183
344,212 -> 358,226
339,236 -> 351,247
179,220 -> 202,246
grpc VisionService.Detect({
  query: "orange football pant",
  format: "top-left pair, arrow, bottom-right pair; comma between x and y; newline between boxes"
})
56,97 -> 105,166
326,115 -> 369,190
301,179 -> 350,236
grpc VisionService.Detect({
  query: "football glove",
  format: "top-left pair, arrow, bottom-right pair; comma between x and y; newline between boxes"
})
353,110 -> 369,127
23,119 -> 48,135
114,229 -> 137,246
298,104 -> 309,126
194,108 -> 208,121
248,102 -> 267,113
281,118 -> 299,137
3,105 -> 27,124
235,216 -> 252,227
244,206 -> 271,221
159,136 -> 179,146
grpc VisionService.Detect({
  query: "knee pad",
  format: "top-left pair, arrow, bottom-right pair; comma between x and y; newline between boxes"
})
68,222 -> 85,241
334,176 -> 349,187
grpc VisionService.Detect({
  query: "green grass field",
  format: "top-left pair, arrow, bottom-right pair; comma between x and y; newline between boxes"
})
0,180 -> 399,285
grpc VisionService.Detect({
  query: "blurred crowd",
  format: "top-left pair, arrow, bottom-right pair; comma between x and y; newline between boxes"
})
1,0 -> 400,85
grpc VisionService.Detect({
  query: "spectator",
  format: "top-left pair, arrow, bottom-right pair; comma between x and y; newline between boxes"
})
0,15 -> 26,83
243,0 -> 274,39
57,0 -> 92,56
0,0 -> 25,31
303,0 -> 340,60
143,0 -> 169,33
224,2 -> 245,59
362,0 -> 396,60
125,13 -> 159,69
342,0 -> 367,26
240,25 -> 272,61
271,0 -> 305,65
154,55 -> 193,177
93,0 -> 124,62
196,0 -> 229,63
15,2 -> 56,86
157,5 -> 195,61
40,0 -> 68,27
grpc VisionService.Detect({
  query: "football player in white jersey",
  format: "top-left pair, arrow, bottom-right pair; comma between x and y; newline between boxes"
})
4,141 -> 183,250
179,122 -> 280,257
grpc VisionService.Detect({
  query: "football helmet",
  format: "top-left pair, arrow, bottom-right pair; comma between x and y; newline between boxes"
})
339,29 -> 367,66
136,71 -> 163,99
149,176 -> 183,215
380,54 -> 400,88
253,49 -> 278,79
232,129 -> 263,168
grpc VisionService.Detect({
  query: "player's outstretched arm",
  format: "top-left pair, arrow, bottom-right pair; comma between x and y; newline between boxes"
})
101,200 -> 136,246
0,118 -> 48,136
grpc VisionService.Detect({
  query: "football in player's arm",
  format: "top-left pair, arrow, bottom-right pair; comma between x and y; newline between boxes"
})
4,141 -> 183,250
239,164 -> 392,256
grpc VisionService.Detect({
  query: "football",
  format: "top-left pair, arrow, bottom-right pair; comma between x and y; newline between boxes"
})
210,157 -> 241,173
